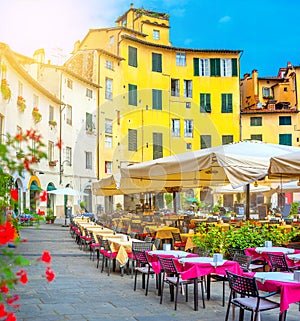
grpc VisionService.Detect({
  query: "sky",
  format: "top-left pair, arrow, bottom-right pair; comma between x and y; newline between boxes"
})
0,0 -> 300,76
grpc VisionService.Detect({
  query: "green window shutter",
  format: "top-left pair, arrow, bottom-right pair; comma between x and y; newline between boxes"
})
193,58 -> 199,76
232,58 -> 238,76
279,134 -> 292,146
128,129 -> 137,151
206,94 -> 211,112
152,89 -> 162,110
86,112 -> 93,131
228,94 -> 232,112
152,53 -> 162,72
200,94 -> 205,112
128,84 -> 137,106
221,94 -> 233,113
153,132 -> 163,159
210,58 -> 220,76
128,46 -> 137,67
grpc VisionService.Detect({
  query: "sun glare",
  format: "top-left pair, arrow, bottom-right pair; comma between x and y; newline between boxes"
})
0,0 -> 87,61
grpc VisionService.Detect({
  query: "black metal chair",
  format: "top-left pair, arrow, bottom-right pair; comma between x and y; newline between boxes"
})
225,270 -> 281,321
132,249 -> 155,296
158,257 -> 205,311
267,253 -> 299,272
171,232 -> 186,250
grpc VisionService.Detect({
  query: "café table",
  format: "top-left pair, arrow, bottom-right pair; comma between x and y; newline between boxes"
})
177,256 -> 243,302
106,237 -> 143,268
253,271 -> 300,319
147,249 -> 198,296
245,246 -> 300,268
146,226 -> 180,242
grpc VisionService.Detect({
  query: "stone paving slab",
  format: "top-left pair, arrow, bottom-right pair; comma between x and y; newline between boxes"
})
11,219 -> 300,321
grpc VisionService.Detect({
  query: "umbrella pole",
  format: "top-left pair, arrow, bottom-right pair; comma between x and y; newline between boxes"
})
245,184 -> 250,220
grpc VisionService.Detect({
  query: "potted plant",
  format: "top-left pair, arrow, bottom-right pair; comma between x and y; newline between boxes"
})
1,78 -> 11,101
48,160 -> 57,167
48,120 -> 57,127
17,96 -> 26,112
32,107 -> 42,123
290,202 -> 299,219
46,209 -> 55,223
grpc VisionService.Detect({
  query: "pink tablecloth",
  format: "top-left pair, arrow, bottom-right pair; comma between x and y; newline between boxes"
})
147,250 -> 198,274
177,257 -> 243,280
245,247 -> 300,267
247,271 -> 300,314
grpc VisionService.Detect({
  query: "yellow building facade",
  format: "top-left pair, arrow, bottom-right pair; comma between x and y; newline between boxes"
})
67,5 -> 242,181
240,65 -> 300,145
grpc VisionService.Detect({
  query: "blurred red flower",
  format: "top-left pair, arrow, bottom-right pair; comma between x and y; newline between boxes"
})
40,251 -> 52,264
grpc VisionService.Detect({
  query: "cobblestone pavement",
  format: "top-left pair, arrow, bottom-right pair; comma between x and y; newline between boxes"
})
12,219 -> 300,321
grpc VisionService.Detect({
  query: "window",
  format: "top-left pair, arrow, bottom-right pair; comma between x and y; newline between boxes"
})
105,60 -> 113,70
172,119 -> 180,137
152,53 -> 162,72
250,117 -> 262,126
279,134 -> 292,146
152,89 -> 162,110
0,116 -> 3,144
153,132 -> 163,159
105,161 -> 112,174
105,119 -> 112,134
49,105 -> 54,121
48,141 -> 54,161
262,87 -> 271,97
66,105 -> 72,125
184,80 -> 192,98
105,78 -> 113,100
33,94 -> 39,107
104,135 -> 112,148
200,93 -> 211,112
200,135 -> 211,149
184,120 -> 193,138
171,79 -> 180,97
66,146 -> 72,165
210,58 -> 221,76
128,84 -> 137,106
86,112 -> 94,132
220,59 -> 232,77
176,53 -> 186,66
222,135 -> 233,145
153,30 -> 160,40
128,129 -> 137,151
193,58 -> 209,76
251,134 -> 262,141
67,78 -> 73,89
279,116 -> 291,125
186,143 -> 192,150
128,46 -> 137,67
221,94 -> 233,113
86,88 -> 93,98
109,36 -> 114,45
85,152 -> 92,169
18,81 -> 23,96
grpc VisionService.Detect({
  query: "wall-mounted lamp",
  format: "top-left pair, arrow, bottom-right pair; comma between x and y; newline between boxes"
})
254,181 -> 258,187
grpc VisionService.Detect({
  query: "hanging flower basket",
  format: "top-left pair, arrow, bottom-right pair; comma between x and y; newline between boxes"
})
1,79 -> 11,101
17,96 -> 26,112
48,120 -> 57,127
48,160 -> 57,166
32,107 -> 42,123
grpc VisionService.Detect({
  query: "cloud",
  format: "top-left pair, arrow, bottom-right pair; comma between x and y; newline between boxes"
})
219,15 -> 231,23
184,38 -> 193,46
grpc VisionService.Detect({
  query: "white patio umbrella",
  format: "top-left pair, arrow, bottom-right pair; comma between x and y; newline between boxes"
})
47,187 -> 88,226
47,187 -> 88,197
269,151 -> 300,176
213,183 -> 270,194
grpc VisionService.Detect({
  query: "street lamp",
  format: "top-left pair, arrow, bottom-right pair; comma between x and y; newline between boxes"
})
59,160 -> 71,185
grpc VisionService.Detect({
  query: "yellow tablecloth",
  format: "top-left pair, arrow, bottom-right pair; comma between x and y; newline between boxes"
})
147,226 -> 180,240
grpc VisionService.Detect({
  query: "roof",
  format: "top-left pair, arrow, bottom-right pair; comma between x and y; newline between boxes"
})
121,34 -> 243,54
0,43 -> 64,105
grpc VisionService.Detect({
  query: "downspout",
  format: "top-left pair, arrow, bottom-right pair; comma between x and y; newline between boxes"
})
96,52 -> 101,180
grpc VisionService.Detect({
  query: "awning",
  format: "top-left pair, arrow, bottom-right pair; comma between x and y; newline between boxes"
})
47,185 -> 57,191
30,185 -> 43,191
